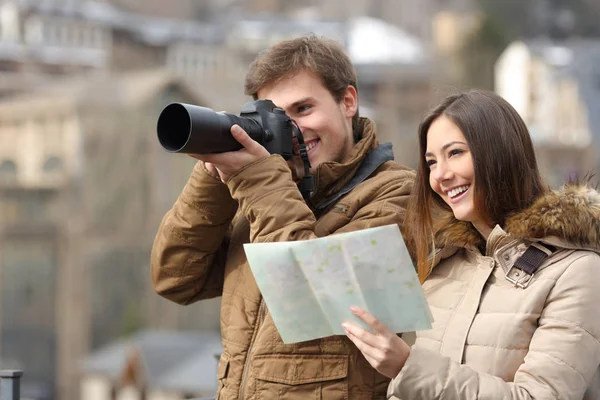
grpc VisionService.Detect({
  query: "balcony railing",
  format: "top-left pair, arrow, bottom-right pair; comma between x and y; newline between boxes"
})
0,370 -> 23,400
0,370 -> 221,400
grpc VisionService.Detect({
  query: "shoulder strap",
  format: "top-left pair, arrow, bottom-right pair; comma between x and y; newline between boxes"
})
315,142 -> 394,211
505,243 -> 557,288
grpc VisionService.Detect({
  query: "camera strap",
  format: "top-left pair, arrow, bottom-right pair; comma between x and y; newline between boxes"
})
293,122 -> 314,201
298,172 -> 314,201
314,142 -> 395,211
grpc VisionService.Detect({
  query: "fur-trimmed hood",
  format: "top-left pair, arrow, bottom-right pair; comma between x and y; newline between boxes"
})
434,184 -> 600,253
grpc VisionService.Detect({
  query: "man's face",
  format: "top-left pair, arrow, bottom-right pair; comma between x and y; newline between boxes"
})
257,70 -> 358,172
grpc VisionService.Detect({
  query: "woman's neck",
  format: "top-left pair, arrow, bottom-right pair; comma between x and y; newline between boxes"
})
472,221 -> 494,240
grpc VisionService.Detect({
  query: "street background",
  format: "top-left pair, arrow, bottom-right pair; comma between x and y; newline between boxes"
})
0,0 -> 598,398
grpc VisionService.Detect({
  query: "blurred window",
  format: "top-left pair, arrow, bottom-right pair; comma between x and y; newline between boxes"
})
24,17 -> 43,45
44,21 -> 57,45
59,24 -> 69,46
0,238 -> 57,390
92,27 -> 104,48
1,190 -> 59,223
43,156 -> 62,173
0,159 -> 16,181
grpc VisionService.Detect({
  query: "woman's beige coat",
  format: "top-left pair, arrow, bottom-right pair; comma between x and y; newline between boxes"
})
390,185 -> 600,400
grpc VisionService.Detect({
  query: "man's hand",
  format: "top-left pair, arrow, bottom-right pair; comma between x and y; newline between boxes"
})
342,306 -> 410,379
190,124 -> 270,182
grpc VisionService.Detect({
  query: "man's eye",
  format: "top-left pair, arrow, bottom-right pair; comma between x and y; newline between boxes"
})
297,105 -> 311,113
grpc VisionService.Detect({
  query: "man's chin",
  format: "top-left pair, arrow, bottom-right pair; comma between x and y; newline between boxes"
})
308,159 -> 321,174
307,153 -> 323,170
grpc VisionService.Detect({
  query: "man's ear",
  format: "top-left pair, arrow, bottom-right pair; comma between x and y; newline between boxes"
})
342,85 -> 358,119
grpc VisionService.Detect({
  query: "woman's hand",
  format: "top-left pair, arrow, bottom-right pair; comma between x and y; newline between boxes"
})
342,306 -> 410,379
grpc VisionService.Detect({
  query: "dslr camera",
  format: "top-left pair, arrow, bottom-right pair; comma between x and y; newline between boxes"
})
156,99 -> 314,198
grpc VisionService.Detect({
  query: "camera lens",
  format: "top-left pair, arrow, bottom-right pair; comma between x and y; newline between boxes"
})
157,103 -> 191,152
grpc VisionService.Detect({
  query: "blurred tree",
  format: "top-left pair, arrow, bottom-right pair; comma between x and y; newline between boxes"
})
459,0 -> 600,88
460,14 -> 509,89
545,0 -> 600,38
119,301 -> 145,337
477,0 -> 600,38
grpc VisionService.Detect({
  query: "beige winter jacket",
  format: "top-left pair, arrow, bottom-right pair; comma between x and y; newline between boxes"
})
151,118 -> 416,399
389,184 -> 600,400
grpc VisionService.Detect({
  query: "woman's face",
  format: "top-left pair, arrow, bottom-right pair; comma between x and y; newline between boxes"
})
425,116 -> 489,231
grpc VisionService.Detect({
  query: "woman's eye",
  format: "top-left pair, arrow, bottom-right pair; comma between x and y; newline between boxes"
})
449,149 -> 463,157
426,159 -> 436,168
297,105 -> 311,113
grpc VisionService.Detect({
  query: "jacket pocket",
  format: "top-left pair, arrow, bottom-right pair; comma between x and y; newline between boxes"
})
216,352 -> 230,400
253,354 -> 348,400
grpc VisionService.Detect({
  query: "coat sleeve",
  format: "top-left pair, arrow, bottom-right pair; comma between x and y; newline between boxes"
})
150,161 -> 238,305
225,155 -> 415,243
388,253 -> 600,400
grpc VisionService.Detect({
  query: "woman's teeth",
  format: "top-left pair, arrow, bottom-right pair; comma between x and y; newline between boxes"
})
448,185 -> 470,198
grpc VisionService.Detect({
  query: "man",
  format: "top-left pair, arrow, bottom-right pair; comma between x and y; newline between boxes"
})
151,35 -> 415,399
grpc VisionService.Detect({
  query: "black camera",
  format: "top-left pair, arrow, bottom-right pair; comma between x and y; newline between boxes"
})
156,99 -> 314,199
157,99 -> 300,159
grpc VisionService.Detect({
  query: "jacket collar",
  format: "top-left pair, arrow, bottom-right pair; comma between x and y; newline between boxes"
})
309,117 -> 379,208
434,183 -> 600,254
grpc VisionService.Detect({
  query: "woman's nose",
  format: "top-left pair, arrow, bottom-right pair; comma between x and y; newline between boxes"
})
432,162 -> 451,182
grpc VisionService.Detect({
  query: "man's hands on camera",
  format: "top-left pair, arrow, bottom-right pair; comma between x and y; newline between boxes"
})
190,124 -> 270,182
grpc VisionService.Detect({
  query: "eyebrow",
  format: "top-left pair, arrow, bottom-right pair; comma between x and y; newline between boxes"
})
288,97 -> 314,110
424,141 -> 467,157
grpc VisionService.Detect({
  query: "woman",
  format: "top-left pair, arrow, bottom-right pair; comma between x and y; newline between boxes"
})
342,90 -> 600,399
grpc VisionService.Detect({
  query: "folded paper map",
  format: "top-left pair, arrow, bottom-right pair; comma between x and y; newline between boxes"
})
243,224 -> 433,344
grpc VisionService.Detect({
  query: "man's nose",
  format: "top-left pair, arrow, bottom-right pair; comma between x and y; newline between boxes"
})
295,120 -> 307,135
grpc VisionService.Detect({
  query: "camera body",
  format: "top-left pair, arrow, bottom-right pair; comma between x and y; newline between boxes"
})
238,100 -> 296,159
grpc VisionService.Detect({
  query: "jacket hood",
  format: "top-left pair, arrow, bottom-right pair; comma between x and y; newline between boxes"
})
434,183 -> 600,253
309,117 -> 379,207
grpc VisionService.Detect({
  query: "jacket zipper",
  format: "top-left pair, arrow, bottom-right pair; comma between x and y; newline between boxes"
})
239,299 -> 266,399
332,204 -> 348,213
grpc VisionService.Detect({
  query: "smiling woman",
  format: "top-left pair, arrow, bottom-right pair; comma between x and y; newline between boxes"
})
424,116 -> 483,234
411,90 -> 546,277
343,89 -> 600,400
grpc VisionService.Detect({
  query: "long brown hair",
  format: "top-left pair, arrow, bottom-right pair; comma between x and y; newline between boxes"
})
407,90 -> 547,281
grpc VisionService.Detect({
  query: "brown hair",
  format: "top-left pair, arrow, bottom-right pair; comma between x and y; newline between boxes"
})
407,90 -> 547,282
244,35 -> 360,138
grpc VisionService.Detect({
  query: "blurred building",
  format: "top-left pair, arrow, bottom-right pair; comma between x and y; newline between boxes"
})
0,0 -> 442,162
430,0 -> 482,86
495,39 -> 600,186
249,0 -> 438,42
0,0 -> 445,399
0,67 -> 223,399
115,0 -> 438,42
81,330 -> 222,400
0,0 -> 248,103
